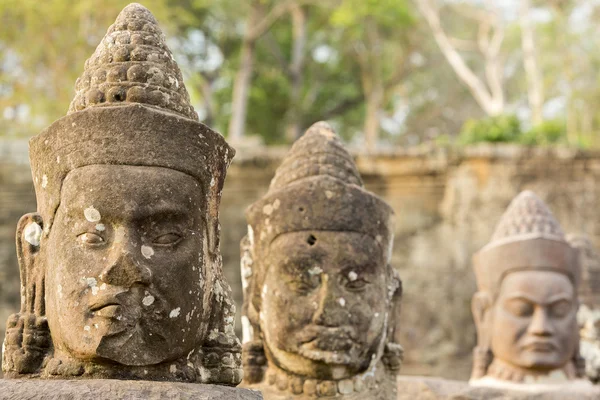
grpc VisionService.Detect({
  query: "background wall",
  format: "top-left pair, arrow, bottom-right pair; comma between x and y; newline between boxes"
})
2,141 -> 599,379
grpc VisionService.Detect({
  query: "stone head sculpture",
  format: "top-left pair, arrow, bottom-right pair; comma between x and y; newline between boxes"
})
470,191 -> 583,385
2,3 -> 242,384
240,122 -> 403,398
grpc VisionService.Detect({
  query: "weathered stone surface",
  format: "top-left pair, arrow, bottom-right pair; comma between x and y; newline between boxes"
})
6,143 -> 600,380
470,191 -> 582,384
397,376 -> 600,400
239,122 -> 402,399
2,3 -> 241,385
0,379 -> 262,400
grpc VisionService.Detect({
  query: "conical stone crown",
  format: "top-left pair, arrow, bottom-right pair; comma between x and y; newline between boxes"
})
68,3 -> 197,120
474,190 -> 579,292
488,190 -> 566,248
269,121 -> 363,191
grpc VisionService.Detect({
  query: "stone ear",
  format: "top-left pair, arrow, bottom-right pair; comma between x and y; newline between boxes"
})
470,291 -> 494,380
3,213 -> 49,376
15,213 -> 45,315
383,268 -> 403,372
471,291 -> 493,349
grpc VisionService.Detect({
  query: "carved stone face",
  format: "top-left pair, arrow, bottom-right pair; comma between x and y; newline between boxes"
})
44,165 -> 206,366
490,270 -> 578,372
259,231 -> 388,380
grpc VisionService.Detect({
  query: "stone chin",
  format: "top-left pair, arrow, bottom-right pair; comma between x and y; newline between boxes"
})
96,329 -> 172,366
264,330 -> 383,380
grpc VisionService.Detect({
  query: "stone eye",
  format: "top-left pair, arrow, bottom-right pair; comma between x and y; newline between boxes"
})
345,278 -> 368,291
289,281 -> 314,294
550,300 -> 572,318
153,233 -> 181,245
78,232 -> 104,245
505,299 -> 534,317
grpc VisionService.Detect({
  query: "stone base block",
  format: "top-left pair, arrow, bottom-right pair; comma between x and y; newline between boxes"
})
397,376 -> 600,400
0,379 -> 262,400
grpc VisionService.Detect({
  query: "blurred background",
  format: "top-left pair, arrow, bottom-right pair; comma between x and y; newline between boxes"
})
2,0 -> 600,380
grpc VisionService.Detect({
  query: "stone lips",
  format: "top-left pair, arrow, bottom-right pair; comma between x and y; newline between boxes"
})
29,104 -> 234,234
473,190 -> 580,292
68,3 -> 197,121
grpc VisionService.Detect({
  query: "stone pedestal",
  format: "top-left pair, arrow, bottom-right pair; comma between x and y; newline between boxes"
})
397,376 -> 600,400
0,379 -> 262,400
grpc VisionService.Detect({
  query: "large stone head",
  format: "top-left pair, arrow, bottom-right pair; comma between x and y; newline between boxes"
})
471,191 -> 582,383
241,122 -> 403,390
2,3 -> 241,384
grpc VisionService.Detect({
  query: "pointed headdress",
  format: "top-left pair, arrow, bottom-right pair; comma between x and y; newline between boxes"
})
473,191 -> 580,292
246,121 -> 394,258
29,3 -> 233,234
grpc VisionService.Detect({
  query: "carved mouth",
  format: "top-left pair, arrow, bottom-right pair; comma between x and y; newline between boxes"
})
524,341 -> 557,352
299,327 -> 357,343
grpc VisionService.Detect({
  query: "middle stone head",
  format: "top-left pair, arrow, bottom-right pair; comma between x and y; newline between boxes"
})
241,122 -> 402,395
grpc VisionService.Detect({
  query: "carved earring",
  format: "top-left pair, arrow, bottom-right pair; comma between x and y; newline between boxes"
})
3,213 -> 50,376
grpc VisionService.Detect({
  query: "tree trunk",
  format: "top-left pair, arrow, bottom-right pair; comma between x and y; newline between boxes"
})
199,77 -> 215,128
362,18 -> 383,153
227,5 -> 260,143
519,0 -> 544,125
285,4 -> 307,141
417,0 -> 504,116
364,88 -> 382,153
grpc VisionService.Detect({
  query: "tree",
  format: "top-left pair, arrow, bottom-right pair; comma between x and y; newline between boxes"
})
330,0 -> 414,152
519,0 -> 544,125
416,0 -> 505,117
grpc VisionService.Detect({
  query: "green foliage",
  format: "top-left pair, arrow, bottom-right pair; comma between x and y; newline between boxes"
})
330,0 -> 413,30
520,120 -> 566,146
458,116 -> 573,147
458,115 -> 522,145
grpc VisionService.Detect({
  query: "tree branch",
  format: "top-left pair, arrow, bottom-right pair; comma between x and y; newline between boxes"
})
416,0 -> 502,115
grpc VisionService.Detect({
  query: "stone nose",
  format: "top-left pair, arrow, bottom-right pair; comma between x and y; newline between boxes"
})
99,234 -> 152,287
528,307 -> 554,336
312,274 -> 348,327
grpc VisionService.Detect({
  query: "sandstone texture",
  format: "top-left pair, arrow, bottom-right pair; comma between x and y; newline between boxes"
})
397,376 -> 600,400
4,144 -> 600,379
0,378 -> 262,400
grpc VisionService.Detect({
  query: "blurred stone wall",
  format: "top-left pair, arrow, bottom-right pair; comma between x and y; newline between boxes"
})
2,140 -> 600,380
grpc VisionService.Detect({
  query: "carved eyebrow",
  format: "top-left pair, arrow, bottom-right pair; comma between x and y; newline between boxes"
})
134,205 -> 190,222
505,292 -> 572,306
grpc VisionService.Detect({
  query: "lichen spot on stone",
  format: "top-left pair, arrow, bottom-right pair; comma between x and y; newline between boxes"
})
348,271 -> 358,281
86,277 -> 97,287
325,190 -> 334,199
169,307 -> 181,318
84,206 -> 101,222
142,292 -> 155,306
262,204 -> 274,216
41,174 -> 48,189
95,223 -> 105,232
308,266 -> 322,276
141,245 -> 154,259
24,221 -> 42,246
